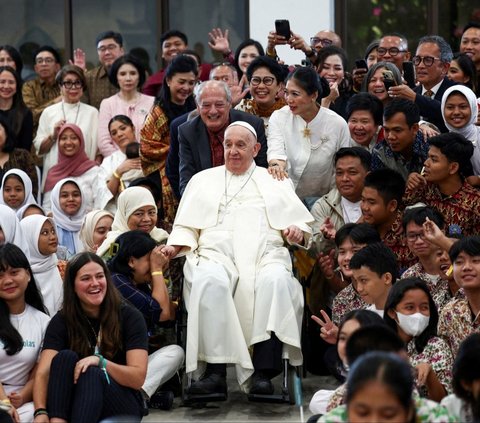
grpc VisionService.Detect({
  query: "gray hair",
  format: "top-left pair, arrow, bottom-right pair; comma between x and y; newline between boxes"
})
417,35 -> 453,63
194,80 -> 232,105
361,61 -> 403,92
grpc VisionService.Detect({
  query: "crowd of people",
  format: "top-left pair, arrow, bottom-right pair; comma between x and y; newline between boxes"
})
0,20 -> 480,423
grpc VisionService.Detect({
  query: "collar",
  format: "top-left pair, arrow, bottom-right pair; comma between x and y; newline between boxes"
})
421,79 -> 443,96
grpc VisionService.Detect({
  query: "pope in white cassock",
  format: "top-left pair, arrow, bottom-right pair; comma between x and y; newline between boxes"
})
162,121 -> 314,397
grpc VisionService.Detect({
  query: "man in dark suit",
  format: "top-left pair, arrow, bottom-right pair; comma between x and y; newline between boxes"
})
389,35 -> 456,133
178,80 -> 268,195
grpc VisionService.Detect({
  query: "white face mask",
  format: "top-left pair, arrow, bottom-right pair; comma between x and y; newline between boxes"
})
396,312 -> 430,337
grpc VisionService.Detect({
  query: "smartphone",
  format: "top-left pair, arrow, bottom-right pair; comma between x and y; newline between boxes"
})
355,59 -> 368,70
275,19 -> 291,39
383,70 -> 396,91
403,61 -> 416,88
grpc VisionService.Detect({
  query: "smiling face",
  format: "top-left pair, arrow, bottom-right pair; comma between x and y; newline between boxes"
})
38,219 -> 58,255
60,72 -> 84,104
361,187 -> 396,227
0,265 -> 30,306
285,78 -> 318,118
443,92 -> 471,129
337,318 -> 361,365
368,67 -> 389,102
197,83 -> 231,132
223,125 -> 260,175
0,70 -> 16,101
352,265 -> 392,306
319,54 -> 344,85
109,120 -> 136,151
335,156 -> 369,202
97,37 -> 124,68
415,42 -> 448,90
58,128 -> 81,157
167,71 -> 196,105
249,66 -> 280,108
238,45 -> 260,74
161,36 -> 187,63
447,60 -> 470,84
337,239 -> 367,278
378,36 -> 410,71
92,215 -> 113,248
3,175 -> 25,209
405,221 -> 435,259
74,260 -> 107,315
453,251 -> 480,291
460,27 -> 480,66
127,205 -> 157,233
383,112 -> 418,156
59,182 -> 82,216
0,50 -> 16,69
117,63 -> 140,93
348,110 -> 378,147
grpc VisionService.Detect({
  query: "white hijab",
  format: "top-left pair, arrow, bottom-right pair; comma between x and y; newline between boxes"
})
0,204 -> 30,257
20,215 -> 63,315
441,85 -> 480,143
96,186 -> 168,257
51,178 -> 87,254
0,169 -> 38,218
79,209 -> 114,252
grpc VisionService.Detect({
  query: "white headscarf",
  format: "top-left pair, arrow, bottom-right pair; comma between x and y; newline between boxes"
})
51,178 -> 87,254
20,215 -> 63,315
96,186 -> 168,257
79,209 -> 114,252
0,169 -> 38,217
0,204 -> 30,258
441,85 -> 480,143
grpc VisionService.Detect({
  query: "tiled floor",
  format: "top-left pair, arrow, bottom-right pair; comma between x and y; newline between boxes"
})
143,371 -> 339,422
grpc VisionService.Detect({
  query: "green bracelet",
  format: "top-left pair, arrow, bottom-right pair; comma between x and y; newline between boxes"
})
95,353 -> 111,385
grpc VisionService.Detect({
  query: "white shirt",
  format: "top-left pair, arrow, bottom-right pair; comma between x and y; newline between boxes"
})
341,197 -> 362,223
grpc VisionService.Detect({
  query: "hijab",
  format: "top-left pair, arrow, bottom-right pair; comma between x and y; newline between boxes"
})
44,123 -> 97,193
79,209 -> 114,252
51,178 -> 87,256
441,85 -> 479,143
20,215 -> 63,315
96,186 -> 169,257
0,169 -> 38,217
0,204 -> 30,257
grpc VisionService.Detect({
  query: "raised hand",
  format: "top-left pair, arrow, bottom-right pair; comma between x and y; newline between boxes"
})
317,249 -> 335,280
311,310 -> 338,344
208,28 -> 231,55
70,48 -> 86,70
320,217 -> 336,240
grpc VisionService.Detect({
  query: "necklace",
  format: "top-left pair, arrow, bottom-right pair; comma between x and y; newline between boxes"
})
62,101 -> 81,125
223,165 -> 256,214
83,315 -> 101,354
302,124 -> 311,138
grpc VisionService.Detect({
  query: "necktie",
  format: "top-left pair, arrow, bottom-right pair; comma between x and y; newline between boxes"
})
424,89 -> 434,98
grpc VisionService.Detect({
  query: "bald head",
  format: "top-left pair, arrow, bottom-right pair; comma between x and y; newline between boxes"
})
311,30 -> 342,51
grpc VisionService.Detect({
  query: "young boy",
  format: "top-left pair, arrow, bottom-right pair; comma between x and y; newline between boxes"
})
349,242 -> 399,317
438,236 -> 480,355
361,168 -> 415,271
401,206 -> 452,310
405,132 -> 480,236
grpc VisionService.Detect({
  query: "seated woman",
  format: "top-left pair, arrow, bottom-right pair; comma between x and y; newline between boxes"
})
0,115 -> 38,200
318,351 -> 455,422
50,178 -> 87,258
33,252 -> 148,422
235,56 -> 287,131
0,66 -> 33,152
79,210 -> 114,253
42,123 -> 100,213
0,243 -> 50,423
108,230 -> 184,409
96,186 -> 169,259
384,277 -> 453,402
97,115 -> 143,214
0,204 -> 30,255
20,215 -> 64,316
0,169 -> 37,218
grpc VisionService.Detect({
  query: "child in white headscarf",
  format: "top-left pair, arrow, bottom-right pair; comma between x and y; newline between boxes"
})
0,169 -> 38,218
0,204 -> 30,257
79,209 -> 114,253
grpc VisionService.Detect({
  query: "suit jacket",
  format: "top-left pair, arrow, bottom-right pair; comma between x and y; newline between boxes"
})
414,77 -> 457,133
177,109 -> 268,195
167,112 -> 190,200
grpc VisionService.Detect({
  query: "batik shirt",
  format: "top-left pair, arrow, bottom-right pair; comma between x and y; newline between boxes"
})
331,284 -> 367,326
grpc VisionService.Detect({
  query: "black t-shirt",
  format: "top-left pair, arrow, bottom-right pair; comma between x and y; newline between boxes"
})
42,304 -> 148,364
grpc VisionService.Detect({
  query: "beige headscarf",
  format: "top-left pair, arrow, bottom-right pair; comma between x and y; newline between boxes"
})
79,209 -> 114,252
96,186 -> 169,257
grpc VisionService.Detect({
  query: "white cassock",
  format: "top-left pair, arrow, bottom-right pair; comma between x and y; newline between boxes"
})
167,163 -> 313,387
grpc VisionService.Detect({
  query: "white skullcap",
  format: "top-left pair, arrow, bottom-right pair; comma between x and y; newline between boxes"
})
226,121 -> 257,139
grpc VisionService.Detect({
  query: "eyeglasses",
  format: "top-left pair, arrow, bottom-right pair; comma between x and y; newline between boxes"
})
199,102 -> 228,110
35,57 -> 55,64
310,37 -> 333,47
61,80 -> 83,89
97,44 -> 119,53
412,55 -> 442,67
250,76 -> 276,86
406,232 -> 426,242
377,47 -> 407,57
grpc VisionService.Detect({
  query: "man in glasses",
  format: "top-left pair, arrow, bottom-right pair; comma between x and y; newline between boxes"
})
22,45 -> 62,133
377,33 -> 410,72
82,30 -> 124,110
388,35 -> 456,133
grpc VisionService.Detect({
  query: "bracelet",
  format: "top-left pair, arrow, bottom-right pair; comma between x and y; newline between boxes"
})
95,353 -> 111,384
34,408 -> 48,417
151,270 -> 163,277
112,170 -> 122,180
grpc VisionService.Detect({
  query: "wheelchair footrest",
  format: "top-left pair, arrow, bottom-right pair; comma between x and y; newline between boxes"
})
183,391 -> 227,405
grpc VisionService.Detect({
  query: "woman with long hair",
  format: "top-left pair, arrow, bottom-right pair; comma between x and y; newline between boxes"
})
0,243 -> 49,423
33,252 -> 148,422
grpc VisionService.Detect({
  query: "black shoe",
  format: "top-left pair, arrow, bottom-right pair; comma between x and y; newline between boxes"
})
187,372 -> 227,395
249,371 -> 274,395
149,390 -> 174,410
